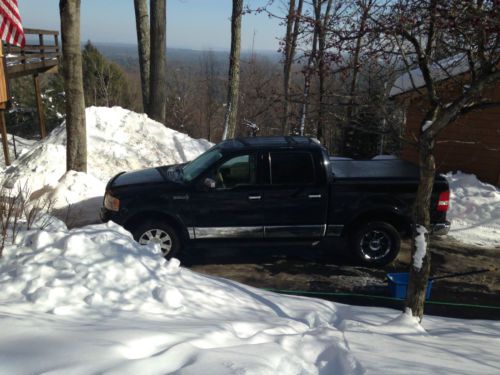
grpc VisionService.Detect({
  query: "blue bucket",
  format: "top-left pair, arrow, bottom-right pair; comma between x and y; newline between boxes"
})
386,272 -> 433,300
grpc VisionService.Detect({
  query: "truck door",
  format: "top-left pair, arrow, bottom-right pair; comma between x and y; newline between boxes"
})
189,152 -> 264,240
261,150 -> 328,238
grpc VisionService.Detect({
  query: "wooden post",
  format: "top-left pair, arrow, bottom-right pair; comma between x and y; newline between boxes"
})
33,74 -> 47,138
0,111 -> 9,166
39,33 -> 45,63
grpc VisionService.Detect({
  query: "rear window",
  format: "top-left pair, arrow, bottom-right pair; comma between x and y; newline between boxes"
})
270,152 -> 315,185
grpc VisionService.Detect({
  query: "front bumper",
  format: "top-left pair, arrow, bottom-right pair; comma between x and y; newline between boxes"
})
432,221 -> 451,235
100,207 -> 111,222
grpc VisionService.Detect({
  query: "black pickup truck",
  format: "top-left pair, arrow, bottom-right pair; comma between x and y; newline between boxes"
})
101,136 -> 450,266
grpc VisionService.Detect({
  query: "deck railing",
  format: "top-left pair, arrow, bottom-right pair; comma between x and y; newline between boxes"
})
4,28 -> 60,78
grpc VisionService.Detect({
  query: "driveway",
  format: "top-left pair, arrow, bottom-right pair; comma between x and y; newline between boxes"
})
190,237 -> 500,320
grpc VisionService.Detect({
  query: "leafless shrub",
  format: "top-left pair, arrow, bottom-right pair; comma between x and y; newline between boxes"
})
0,184 -> 55,258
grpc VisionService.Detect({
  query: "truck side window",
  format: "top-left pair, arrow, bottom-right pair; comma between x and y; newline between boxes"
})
215,154 -> 256,189
270,152 -> 315,185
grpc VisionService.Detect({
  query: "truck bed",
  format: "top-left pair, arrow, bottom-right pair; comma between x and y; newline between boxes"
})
330,158 -> 449,186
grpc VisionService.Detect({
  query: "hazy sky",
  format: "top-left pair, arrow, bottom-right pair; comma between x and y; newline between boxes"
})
19,0 -> 284,51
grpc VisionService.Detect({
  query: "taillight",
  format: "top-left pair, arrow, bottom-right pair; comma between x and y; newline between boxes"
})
437,190 -> 450,212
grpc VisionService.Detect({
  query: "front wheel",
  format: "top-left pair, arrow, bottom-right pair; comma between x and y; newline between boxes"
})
132,220 -> 181,259
350,221 -> 401,266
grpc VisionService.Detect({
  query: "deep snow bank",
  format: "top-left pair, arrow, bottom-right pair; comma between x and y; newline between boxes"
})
0,222 -> 499,374
445,171 -> 500,247
2,106 -> 212,192
0,107 -> 212,226
0,220 -> 363,374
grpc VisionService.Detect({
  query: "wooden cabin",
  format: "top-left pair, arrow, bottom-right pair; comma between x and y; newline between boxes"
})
390,65 -> 500,187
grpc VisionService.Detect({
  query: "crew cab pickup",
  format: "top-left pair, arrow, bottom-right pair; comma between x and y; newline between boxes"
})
101,136 -> 450,266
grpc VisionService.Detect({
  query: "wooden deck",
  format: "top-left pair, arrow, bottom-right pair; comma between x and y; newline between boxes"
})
4,28 -> 60,78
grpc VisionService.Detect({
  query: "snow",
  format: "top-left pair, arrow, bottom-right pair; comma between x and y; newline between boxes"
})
1,107 -> 212,226
36,171 -> 106,227
413,225 -> 428,270
422,120 -> 432,132
444,171 -> 500,247
0,134 -> 36,169
0,221 -> 499,374
390,53 -> 470,96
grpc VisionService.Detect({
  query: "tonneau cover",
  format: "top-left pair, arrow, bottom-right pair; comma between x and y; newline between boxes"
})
331,159 -> 420,179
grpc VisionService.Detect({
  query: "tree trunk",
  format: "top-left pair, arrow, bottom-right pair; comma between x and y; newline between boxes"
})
282,0 -> 303,135
222,0 -> 243,140
134,0 -> 150,112
406,133 -> 435,321
60,0 -> 87,172
342,4 -> 369,155
316,0 -> 333,145
298,0 -> 320,136
148,0 -> 167,123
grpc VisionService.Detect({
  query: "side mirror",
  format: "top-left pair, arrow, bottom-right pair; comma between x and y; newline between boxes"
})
204,177 -> 216,189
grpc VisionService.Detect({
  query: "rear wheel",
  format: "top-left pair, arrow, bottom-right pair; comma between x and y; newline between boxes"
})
351,221 -> 400,266
132,220 -> 181,259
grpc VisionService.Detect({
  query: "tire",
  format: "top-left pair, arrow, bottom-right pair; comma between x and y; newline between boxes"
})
350,221 -> 401,267
131,220 -> 181,259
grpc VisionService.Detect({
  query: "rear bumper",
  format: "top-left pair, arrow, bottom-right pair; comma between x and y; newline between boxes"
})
432,221 -> 451,235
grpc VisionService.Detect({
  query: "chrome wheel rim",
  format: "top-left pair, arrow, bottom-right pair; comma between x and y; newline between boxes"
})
139,229 -> 173,255
359,230 -> 391,260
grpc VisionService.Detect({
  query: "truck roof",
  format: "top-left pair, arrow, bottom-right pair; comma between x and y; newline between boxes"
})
219,136 -> 322,150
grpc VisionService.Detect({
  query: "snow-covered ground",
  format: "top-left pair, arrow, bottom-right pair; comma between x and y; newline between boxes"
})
0,107 -> 212,226
445,171 -> 500,247
0,134 -> 36,169
0,221 -> 498,374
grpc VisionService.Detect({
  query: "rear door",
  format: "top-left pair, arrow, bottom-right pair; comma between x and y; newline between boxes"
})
260,150 -> 329,238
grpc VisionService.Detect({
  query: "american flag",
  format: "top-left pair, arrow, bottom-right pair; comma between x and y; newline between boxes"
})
0,0 -> 24,47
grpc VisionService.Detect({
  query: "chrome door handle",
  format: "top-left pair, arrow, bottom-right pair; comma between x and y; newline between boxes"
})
248,195 -> 261,200
173,194 -> 189,200
308,194 -> 322,199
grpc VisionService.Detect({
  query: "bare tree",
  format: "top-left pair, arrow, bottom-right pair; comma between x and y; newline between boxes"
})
134,0 -> 150,112
165,68 -> 195,133
298,1 -> 321,136
60,0 -> 87,172
376,0 -> 500,320
316,0 -> 334,144
222,0 -> 243,140
342,0 -> 374,154
200,50 -> 222,142
240,57 -> 282,136
282,0 -> 304,134
149,0 -> 167,123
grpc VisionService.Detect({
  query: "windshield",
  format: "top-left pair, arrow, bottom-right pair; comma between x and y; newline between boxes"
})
182,147 -> 223,182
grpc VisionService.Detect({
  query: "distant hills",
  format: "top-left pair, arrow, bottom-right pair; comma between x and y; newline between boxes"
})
88,42 -> 281,71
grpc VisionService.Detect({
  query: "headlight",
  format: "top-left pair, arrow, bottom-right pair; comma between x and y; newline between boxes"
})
104,192 -> 120,211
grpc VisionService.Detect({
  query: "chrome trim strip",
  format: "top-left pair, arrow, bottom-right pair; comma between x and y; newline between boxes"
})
194,226 -> 264,239
264,225 -> 326,238
326,224 -> 344,237
188,227 -> 196,240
